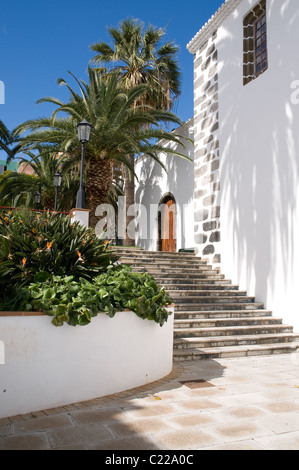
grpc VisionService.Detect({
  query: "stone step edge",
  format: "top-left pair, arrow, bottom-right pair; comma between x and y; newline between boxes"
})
173,342 -> 299,359
173,332 -> 299,345
174,309 -> 272,315
174,310 -> 273,319
119,257 -> 208,265
175,303 -> 264,310
169,291 -> 248,297
160,282 -> 237,288
174,324 -> 294,336
174,316 -> 282,326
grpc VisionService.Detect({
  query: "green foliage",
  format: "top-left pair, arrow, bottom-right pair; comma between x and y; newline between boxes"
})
0,210 -> 116,302
10,265 -> 172,327
0,210 -> 172,327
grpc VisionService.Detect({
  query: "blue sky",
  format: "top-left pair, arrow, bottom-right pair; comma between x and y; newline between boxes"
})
0,0 -> 224,159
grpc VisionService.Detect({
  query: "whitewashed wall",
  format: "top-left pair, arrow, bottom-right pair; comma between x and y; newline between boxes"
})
135,120 -> 194,251
0,309 -> 174,419
217,0 -> 299,331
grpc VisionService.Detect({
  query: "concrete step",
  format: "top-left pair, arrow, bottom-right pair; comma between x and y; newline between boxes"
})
169,289 -> 247,297
157,279 -> 234,286
174,309 -> 273,319
113,247 -> 299,362
174,302 -> 264,311
145,272 -> 226,280
161,283 -> 238,290
114,248 -> 199,259
174,332 -> 299,349
173,296 -> 256,304
174,324 -> 294,338
173,342 -> 299,361
174,316 -> 283,329
131,266 -> 220,275
119,257 -> 208,267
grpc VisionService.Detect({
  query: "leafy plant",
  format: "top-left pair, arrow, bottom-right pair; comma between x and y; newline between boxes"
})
0,210 -> 116,303
11,265 -> 172,327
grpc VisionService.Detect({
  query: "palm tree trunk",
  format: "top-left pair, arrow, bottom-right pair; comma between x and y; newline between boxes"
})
86,156 -> 113,229
124,154 -> 135,246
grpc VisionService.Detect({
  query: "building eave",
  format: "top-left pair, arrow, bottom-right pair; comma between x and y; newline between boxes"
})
187,0 -> 242,54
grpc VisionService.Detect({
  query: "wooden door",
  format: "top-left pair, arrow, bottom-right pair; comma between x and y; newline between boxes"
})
161,198 -> 176,252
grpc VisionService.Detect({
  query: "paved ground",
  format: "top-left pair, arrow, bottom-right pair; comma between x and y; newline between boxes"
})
1,353 -> 299,450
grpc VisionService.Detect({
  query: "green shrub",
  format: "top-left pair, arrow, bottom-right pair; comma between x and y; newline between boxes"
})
0,210 -> 116,302
13,265 -> 172,327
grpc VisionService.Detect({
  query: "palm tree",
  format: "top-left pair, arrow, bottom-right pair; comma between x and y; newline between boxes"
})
90,17 -> 182,244
90,18 -> 181,110
0,119 -> 21,160
14,69 -> 189,228
0,151 -> 78,211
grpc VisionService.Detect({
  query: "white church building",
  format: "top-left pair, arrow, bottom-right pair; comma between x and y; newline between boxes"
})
134,0 -> 299,332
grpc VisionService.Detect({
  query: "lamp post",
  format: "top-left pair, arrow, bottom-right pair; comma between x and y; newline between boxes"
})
54,172 -> 62,211
35,191 -> 41,209
76,118 -> 92,209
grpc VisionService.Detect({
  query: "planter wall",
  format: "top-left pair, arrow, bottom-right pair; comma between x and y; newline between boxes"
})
0,307 -> 174,419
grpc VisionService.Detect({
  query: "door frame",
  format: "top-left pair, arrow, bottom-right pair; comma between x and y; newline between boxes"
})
157,193 -> 176,252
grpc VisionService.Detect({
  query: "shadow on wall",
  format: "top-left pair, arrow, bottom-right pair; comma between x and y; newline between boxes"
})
135,131 -> 194,251
218,0 -> 299,308
135,158 -> 163,250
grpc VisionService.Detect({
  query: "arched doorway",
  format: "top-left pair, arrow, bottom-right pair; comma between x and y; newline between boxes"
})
158,194 -> 176,252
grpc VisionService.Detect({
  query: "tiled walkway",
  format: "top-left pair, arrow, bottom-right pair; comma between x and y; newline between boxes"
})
1,353 -> 299,450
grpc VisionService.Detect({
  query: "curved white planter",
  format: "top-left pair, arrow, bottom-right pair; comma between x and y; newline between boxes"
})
0,307 -> 174,419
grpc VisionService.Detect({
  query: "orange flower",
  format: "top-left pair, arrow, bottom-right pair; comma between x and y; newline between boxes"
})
47,241 -> 53,249
22,257 -> 27,267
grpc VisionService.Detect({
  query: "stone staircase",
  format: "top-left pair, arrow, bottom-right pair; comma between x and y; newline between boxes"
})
113,247 -> 299,361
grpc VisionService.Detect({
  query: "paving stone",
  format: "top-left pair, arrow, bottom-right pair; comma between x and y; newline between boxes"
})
89,435 -> 159,450
13,414 -> 73,434
206,421 -> 273,443
121,403 -> 178,419
153,427 -> 220,450
166,411 -> 224,429
0,433 -> 51,450
70,408 -> 129,426
259,400 -> 299,414
107,417 -> 175,438
175,398 -> 222,412
1,354 -> 299,450
202,439 -> 267,450
255,431 -> 299,450
214,405 -> 268,422
255,412 -> 299,434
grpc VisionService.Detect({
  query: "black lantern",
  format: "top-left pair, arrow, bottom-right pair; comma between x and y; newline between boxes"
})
35,191 -> 41,208
76,118 -> 92,209
54,172 -> 62,211
54,172 -> 62,189
77,118 -> 92,143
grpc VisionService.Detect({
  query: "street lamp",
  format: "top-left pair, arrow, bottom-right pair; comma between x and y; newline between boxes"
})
76,118 -> 92,209
54,172 -> 62,211
35,191 -> 41,209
